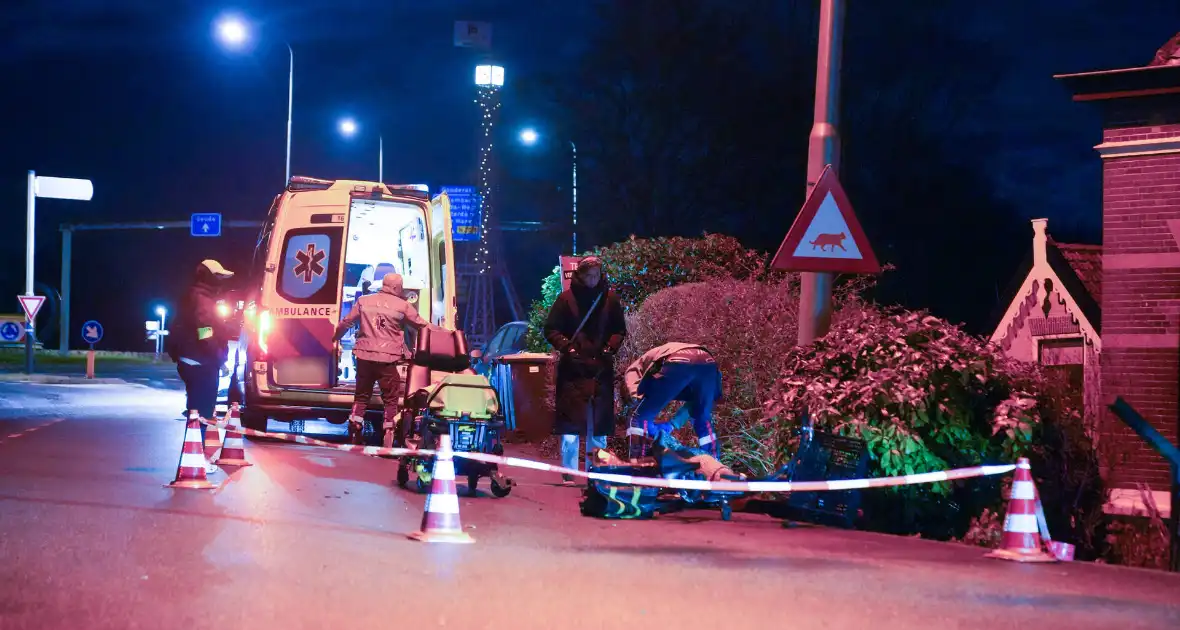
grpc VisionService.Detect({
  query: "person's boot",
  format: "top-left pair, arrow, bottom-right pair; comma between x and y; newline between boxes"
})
346,403 -> 366,446
384,407 -> 407,449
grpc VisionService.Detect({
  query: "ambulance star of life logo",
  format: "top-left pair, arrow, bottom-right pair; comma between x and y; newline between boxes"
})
293,243 -> 326,283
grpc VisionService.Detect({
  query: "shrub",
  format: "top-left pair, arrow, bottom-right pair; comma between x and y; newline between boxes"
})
762,303 -> 1084,539
1103,486 -> 1170,570
596,233 -> 768,309
524,233 -> 770,352
614,277 -> 800,474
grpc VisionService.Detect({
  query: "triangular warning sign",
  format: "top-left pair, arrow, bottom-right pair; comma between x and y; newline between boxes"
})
18,295 -> 46,322
770,166 -> 880,274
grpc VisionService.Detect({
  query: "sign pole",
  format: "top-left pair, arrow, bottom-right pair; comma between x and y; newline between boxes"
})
25,170 -> 36,374
797,0 -> 846,347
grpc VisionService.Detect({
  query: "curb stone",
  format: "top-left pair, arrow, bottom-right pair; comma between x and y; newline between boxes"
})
0,373 -> 127,385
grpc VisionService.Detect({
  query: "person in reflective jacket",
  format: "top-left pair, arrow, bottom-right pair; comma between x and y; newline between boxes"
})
168,260 -> 238,470
333,273 -> 430,445
622,343 -> 722,460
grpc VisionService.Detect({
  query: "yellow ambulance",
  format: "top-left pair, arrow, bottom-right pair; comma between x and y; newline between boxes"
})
235,176 -> 458,439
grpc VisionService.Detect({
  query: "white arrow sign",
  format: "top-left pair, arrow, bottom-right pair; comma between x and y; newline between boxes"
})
202,223 -> 210,233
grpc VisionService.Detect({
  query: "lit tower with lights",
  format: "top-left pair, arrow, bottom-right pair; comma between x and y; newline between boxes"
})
458,62 -> 522,346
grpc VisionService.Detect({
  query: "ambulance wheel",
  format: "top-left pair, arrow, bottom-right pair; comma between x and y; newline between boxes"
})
467,474 -> 480,497
396,465 -> 409,488
721,503 -> 733,522
490,477 -> 513,498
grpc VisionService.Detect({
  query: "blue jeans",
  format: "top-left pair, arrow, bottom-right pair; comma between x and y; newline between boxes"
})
561,399 -> 607,472
628,361 -> 719,458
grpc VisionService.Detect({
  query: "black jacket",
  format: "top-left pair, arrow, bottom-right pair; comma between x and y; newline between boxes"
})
168,267 -> 235,365
543,274 -> 627,436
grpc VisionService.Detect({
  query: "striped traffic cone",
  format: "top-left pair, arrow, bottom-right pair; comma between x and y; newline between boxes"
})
167,411 -> 217,490
213,403 -> 252,467
986,457 -> 1056,563
408,433 -> 475,544
203,406 -> 225,461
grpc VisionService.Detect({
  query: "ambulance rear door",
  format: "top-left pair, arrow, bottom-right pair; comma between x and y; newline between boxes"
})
429,192 -> 458,330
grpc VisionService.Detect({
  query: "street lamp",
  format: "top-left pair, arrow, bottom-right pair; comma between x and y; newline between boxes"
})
338,117 -> 384,183
154,306 -> 167,357
475,64 -> 505,87
214,13 -> 295,186
518,128 -> 579,255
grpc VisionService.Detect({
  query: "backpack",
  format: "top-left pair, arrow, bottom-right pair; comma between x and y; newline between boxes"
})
579,469 -> 660,520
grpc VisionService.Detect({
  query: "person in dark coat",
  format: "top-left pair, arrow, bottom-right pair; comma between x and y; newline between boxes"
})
543,256 -> 627,484
168,260 -> 238,470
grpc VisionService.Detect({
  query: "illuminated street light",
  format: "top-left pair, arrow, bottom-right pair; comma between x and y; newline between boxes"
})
475,64 -> 505,87
214,14 -> 249,48
338,118 -> 384,182
518,127 -> 579,255
213,13 -> 295,185
154,306 -> 168,357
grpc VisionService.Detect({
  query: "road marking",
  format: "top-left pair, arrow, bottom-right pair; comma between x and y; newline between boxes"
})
0,418 -> 64,445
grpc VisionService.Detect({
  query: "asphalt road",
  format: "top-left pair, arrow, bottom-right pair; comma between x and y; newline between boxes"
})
1,380 -> 1179,630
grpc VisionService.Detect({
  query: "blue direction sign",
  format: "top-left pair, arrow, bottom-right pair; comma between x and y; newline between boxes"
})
439,186 -> 482,242
0,321 -> 23,342
81,320 -> 104,345
191,213 -> 222,237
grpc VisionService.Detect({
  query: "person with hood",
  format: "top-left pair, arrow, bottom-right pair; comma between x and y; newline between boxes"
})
543,256 -> 627,484
622,343 -> 722,460
168,260 -> 238,460
333,273 -> 430,445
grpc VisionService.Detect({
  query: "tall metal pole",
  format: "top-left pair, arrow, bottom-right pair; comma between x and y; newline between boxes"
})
59,228 -> 72,355
379,135 -> 384,183
797,0 -> 845,347
25,170 -> 36,373
570,140 -> 578,256
285,44 -> 294,185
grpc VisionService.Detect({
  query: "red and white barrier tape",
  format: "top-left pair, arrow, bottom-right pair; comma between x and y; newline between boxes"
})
198,418 -> 1017,493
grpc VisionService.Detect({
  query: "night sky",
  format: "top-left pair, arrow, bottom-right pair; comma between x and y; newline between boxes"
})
3,0 -> 1179,350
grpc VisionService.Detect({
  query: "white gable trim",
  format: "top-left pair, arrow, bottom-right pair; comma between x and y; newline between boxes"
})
990,219 -> 1101,352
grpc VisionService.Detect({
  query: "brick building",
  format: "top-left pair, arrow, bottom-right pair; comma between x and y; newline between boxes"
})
1056,61 -> 1180,516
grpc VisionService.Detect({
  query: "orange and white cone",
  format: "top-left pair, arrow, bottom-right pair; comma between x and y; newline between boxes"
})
203,406 -> 225,460
167,411 -> 217,490
987,457 -> 1056,562
408,433 -> 474,544
214,403 -> 252,467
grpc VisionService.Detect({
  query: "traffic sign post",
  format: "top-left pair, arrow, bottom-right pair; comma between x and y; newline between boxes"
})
81,320 -> 103,379
17,295 -> 47,372
191,213 -> 222,237
27,170 -> 93,374
790,0 -> 849,349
